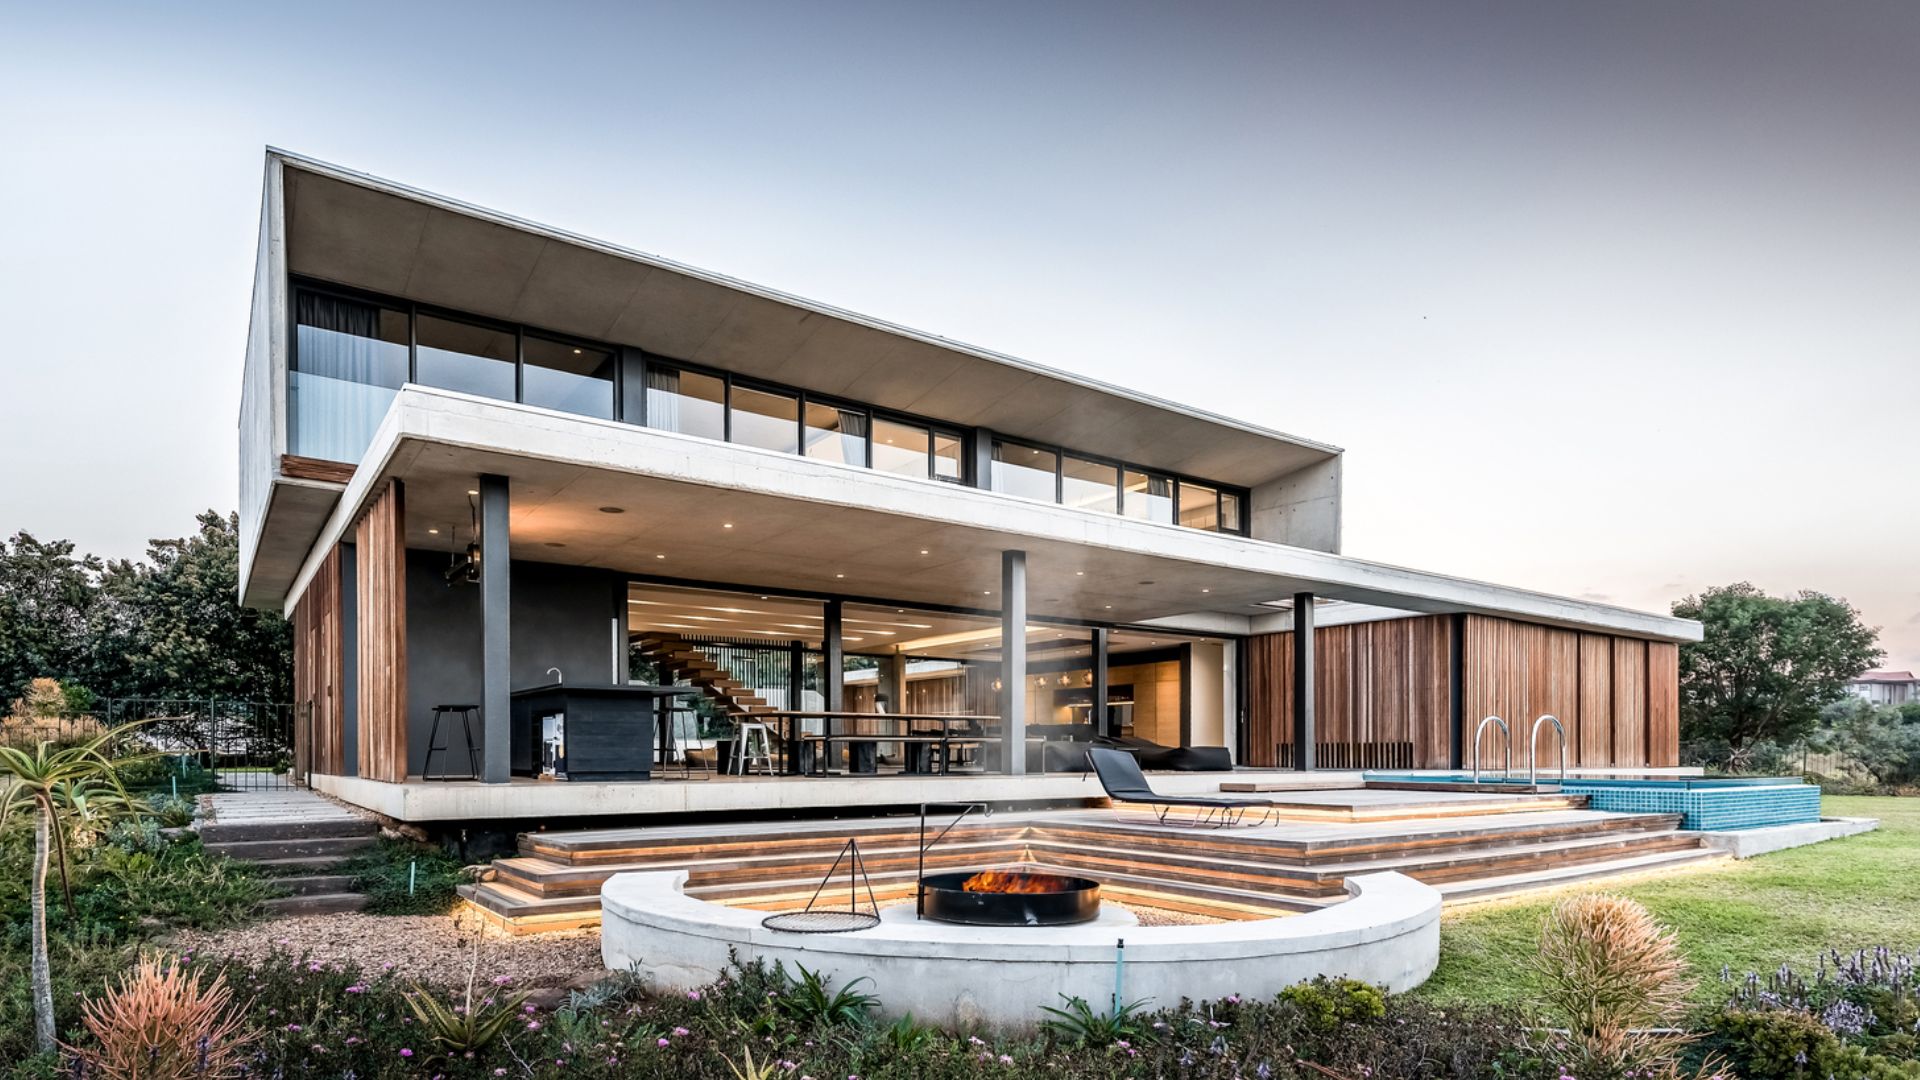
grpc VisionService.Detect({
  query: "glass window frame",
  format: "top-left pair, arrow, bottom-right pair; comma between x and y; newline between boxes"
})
286,278 -> 1248,528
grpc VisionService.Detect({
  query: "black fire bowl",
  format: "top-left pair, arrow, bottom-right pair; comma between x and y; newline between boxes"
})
917,870 -> 1102,926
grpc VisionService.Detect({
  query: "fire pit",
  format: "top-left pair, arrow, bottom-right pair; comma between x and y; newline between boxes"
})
918,868 -> 1101,926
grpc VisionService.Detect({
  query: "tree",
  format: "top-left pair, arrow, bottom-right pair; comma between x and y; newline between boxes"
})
0,533 -> 101,703
92,511 -> 292,702
1673,583 -> 1882,751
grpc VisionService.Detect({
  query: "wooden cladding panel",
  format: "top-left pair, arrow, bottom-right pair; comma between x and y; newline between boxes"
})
291,546 -> 345,777
1646,642 -> 1679,767
1576,634 -> 1614,767
355,481 -> 409,783
1248,615 -> 1453,769
1611,639 -> 1648,766
280,454 -> 357,485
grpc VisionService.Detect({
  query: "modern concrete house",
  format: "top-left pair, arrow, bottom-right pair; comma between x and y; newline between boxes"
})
239,148 -> 1701,830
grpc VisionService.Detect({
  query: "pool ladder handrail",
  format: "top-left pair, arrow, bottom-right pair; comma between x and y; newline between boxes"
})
1528,714 -> 1567,790
1471,715 -> 1512,784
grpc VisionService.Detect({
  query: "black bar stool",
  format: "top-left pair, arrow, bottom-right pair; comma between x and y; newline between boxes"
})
424,704 -> 480,780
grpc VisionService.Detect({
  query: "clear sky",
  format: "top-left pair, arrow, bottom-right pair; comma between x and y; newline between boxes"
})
1,2 -> 1915,667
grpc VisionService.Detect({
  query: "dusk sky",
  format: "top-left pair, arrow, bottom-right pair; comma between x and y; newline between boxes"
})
1,2 -> 1915,667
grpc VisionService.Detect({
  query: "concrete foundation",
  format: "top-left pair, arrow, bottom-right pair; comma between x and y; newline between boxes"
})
1694,816 -> 1878,859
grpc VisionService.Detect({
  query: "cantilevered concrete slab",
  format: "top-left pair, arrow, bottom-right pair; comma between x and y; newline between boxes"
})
282,387 -> 1701,645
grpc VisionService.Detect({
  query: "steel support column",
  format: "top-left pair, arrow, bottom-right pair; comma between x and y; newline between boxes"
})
1091,626 -> 1111,739
1292,591 -> 1315,771
479,474 -> 512,784
1000,550 -> 1027,775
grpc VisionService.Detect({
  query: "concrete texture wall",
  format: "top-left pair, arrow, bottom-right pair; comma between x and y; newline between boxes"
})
1249,456 -> 1342,554
237,156 -> 286,603
602,869 -> 1440,1029
404,552 -> 617,777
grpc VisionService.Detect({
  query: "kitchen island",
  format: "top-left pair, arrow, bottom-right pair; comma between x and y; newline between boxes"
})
509,683 -> 695,781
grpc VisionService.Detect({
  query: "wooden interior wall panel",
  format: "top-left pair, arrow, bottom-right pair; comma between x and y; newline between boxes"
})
354,481 -> 409,783
1245,632 -> 1293,766
1576,634 -> 1614,766
1611,639 -> 1648,766
1645,641 -> 1680,766
1246,615 -> 1452,767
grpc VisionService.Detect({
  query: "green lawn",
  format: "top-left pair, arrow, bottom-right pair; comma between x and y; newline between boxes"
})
1414,795 -> 1919,1007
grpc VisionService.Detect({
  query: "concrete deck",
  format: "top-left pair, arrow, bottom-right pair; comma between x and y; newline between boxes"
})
309,767 -> 1364,822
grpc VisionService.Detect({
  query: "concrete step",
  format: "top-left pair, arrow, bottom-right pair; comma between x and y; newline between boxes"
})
1436,847 -> 1729,903
206,834 -> 376,862
262,892 -> 369,916
200,818 -> 376,844
274,874 -> 358,896
250,854 -> 359,873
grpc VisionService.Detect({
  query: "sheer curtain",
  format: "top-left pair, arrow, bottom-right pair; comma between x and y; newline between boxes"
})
291,294 -> 402,461
645,366 -> 682,432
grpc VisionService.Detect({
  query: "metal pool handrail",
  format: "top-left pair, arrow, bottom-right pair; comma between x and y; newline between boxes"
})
1472,716 -> 1512,784
1529,714 -> 1567,788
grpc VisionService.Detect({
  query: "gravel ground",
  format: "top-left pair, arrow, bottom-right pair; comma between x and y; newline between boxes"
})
172,913 -> 605,989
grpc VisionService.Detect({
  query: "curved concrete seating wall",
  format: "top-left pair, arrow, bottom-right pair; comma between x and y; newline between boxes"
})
601,870 -> 1441,1029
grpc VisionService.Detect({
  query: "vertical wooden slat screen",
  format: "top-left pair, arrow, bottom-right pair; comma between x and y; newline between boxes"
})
355,481 -> 409,783
1645,642 -> 1680,767
1247,615 -> 1452,768
1576,634 -> 1613,766
291,545 -> 345,777
1611,639 -> 1648,766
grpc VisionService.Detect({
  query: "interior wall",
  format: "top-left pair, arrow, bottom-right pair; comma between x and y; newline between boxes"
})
1189,641 -> 1226,748
404,554 -> 618,778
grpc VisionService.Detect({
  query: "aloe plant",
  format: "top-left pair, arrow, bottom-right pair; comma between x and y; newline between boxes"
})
0,722 -> 147,1055
401,931 -> 531,1058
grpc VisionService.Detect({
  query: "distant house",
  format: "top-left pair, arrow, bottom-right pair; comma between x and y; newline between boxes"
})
1847,671 -> 1920,707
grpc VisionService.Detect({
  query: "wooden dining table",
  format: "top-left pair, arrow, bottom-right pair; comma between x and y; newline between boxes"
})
750,710 -> 1001,776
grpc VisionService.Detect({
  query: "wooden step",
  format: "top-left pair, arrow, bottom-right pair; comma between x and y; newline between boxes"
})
1437,848 -> 1729,903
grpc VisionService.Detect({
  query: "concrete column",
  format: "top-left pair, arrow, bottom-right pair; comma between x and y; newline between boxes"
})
479,474 -> 512,784
881,653 -> 908,713
1292,591 -> 1315,771
823,600 -> 844,711
1000,550 -> 1027,775
1091,627 -> 1111,739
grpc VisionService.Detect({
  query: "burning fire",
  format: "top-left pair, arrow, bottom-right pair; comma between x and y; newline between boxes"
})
960,869 -> 1078,894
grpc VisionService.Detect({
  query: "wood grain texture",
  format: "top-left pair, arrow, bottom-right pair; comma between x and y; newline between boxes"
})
354,481 -> 409,783
280,454 -> 357,484
1248,615 -> 1453,768
291,545 -> 345,777
1645,642 -> 1680,767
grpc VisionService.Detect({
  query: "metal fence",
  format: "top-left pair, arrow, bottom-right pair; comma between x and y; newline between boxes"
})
0,697 -> 300,791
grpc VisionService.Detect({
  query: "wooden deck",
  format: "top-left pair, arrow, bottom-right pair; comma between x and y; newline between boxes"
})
458,788 -> 1726,933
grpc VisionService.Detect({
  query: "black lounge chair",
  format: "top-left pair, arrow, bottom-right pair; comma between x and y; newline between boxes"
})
1086,747 -> 1274,828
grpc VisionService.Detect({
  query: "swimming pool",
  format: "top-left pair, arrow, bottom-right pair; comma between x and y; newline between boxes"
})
1363,772 -> 1822,831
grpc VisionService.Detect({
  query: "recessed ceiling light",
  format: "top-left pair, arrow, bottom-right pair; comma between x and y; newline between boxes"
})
835,573 -> 846,579
655,554 -> 666,560
723,523 -> 734,529
919,549 -> 929,555
1104,604 -> 1113,609
1075,570 -> 1084,576
572,347 -> 582,354
1202,588 -> 1211,593
599,506 -> 624,514
759,596 -> 769,600
428,528 -> 439,534
467,489 -> 479,496
982,590 -> 992,595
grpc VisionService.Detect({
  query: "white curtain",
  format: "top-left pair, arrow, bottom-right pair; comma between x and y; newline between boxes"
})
646,366 -> 682,433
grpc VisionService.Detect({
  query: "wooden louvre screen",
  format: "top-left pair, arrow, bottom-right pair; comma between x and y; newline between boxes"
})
355,480 -> 409,783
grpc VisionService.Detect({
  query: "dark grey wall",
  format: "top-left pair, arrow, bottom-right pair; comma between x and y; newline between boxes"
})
340,543 -> 359,777
404,551 -> 619,777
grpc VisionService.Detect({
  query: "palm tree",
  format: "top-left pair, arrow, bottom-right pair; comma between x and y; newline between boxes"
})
0,725 -> 147,1055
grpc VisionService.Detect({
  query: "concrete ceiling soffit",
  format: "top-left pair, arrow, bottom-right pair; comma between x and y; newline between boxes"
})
402,208 -> 549,314
284,170 -> 429,296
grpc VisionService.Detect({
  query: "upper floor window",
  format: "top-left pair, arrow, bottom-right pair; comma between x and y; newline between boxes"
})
416,313 -> 516,402
991,441 -> 1060,503
1062,455 -> 1120,515
646,366 -> 725,441
806,403 -> 869,467
729,385 -> 800,454
290,292 -> 408,461
524,335 -> 614,419
1123,470 -> 1174,525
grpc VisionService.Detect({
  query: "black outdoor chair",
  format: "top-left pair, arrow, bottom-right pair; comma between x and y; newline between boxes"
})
1086,747 -> 1275,828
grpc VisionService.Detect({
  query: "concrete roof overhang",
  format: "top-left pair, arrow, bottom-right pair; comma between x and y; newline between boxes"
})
272,149 -> 1340,489
284,387 -> 1702,645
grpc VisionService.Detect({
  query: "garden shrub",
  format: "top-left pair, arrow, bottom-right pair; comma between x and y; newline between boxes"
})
342,837 -> 469,915
1277,975 -> 1387,1030
1532,893 -> 1696,1080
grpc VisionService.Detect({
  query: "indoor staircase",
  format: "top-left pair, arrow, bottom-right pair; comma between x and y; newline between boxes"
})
633,632 -> 776,718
